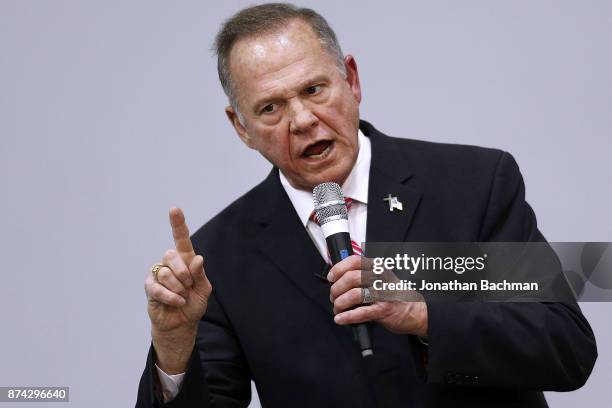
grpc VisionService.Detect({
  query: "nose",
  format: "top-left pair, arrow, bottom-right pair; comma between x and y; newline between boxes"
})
288,99 -> 318,134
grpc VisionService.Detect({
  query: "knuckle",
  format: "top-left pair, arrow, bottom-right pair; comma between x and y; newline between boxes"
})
377,302 -> 391,313
340,282 -> 350,297
176,266 -> 189,278
150,285 -> 163,300
145,276 -> 158,291
175,283 -> 187,296
177,269 -> 192,285
349,271 -> 362,286
349,255 -> 361,267
163,249 -> 176,261
161,279 -> 181,295
157,267 -> 170,281
164,279 -> 181,294
329,290 -> 337,301
332,264 -> 344,275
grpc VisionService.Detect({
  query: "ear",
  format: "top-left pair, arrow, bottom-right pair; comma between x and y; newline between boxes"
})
225,106 -> 255,149
343,55 -> 362,103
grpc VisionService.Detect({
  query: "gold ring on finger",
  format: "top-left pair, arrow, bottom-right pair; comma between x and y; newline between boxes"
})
151,264 -> 165,281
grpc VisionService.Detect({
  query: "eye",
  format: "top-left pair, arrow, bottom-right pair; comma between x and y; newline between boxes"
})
305,85 -> 321,95
261,104 -> 276,114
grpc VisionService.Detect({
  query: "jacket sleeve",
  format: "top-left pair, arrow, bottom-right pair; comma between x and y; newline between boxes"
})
135,292 -> 252,407
423,152 -> 598,390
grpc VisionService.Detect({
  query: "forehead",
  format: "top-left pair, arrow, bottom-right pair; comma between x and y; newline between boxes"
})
228,20 -> 338,101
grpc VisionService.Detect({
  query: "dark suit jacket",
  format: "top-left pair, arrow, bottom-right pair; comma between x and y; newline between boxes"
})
137,120 -> 597,407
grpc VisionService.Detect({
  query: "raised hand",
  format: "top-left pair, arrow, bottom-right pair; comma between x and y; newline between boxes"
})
144,208 -> 212,373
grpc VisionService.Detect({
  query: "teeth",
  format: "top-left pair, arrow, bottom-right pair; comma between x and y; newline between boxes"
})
307,143 -> 331,160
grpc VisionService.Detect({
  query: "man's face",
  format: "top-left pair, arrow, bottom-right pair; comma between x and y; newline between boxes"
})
225,19 -> 362,191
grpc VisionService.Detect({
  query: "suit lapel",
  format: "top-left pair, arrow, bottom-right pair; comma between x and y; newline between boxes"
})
362,121 -> 423,243
253,170 -> 333,316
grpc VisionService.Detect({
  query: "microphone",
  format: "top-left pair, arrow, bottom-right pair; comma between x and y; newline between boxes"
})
313,182 -> 374,357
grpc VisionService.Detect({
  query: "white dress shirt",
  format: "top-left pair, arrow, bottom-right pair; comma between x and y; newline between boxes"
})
156,130 -> 372,401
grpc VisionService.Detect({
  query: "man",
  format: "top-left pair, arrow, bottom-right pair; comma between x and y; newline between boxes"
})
137,3 -> 597,407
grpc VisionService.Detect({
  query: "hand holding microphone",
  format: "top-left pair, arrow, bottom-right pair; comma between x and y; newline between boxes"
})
328,255 -> 429,338
313,182 -> 374,357
314,183 -> 429,356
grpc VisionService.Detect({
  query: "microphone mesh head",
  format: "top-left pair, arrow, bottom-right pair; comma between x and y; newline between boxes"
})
312,182 -> 348,225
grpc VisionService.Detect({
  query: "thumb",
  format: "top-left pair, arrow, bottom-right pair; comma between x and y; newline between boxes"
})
189,255 -> 210,289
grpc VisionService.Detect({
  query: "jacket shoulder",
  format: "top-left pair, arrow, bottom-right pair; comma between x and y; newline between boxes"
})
362,120 -> 509,175
390,134 -> 507,172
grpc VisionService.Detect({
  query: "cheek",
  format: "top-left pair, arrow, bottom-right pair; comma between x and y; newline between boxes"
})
323,90 -> 358,124
339,90 -> 359,119
251,127 -> 293,163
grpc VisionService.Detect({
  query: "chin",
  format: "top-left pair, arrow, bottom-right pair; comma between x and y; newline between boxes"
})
307,169 -> 350,190
289,157 -> 354,191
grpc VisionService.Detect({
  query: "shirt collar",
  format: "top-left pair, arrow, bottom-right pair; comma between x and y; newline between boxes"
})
280,129 -> 371,227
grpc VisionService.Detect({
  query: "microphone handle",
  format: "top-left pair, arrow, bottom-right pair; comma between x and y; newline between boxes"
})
326,232 -> 374,357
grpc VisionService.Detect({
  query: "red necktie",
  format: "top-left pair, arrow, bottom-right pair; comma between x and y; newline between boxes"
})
309,197 -> 363,262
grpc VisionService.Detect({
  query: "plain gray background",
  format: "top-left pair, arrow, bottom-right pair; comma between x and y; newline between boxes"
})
1,1 -> 610,406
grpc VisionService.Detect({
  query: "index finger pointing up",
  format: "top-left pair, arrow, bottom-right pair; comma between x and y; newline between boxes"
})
169,207 -> 196,264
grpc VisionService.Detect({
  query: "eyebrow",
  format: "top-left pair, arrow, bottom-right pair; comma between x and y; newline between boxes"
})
251,75 -> 329,111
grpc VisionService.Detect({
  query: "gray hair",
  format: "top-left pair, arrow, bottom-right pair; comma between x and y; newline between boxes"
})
213,3 -> 346,118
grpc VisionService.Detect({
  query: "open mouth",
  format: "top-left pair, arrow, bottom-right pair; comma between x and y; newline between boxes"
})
302,140 -> 333,160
